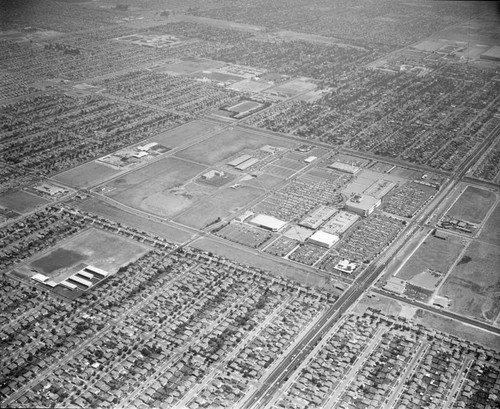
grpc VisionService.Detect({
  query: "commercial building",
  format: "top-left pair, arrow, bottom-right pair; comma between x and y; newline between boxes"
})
321,211 -> 359,234
299,206 -> 337,230
328,161 -> 360,175
228,154 -> 252,167
202,170 -> 224,180
345,194 -> 381,217
480,46 -> 500,62
249,214 -> 287,231
334,259 -> 358,274
132,151 -> 149,159
304,156 -> 317,163
307,231 -> 339,248
138,142 -> 159,151
236,157 -> 259,171
364,180 -> 396,199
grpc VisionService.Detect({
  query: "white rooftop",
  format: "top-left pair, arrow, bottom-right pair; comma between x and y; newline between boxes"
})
249,214 -> 287,231
307,231 -> 339,247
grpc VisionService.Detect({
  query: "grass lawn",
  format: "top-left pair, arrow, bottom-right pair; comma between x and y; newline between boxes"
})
53,161 -> 120,188
438,240 -> 500,322
396,234 -> 465,280
174,185 -> 264,229
0,191 -> 49,213
152,119 -> 223,148
105,157 -> 206,217
175,127 -> 293,166
75,197 -> 194,244
446,186 -> 496,224
479,202 -> 500,246
27,228 -> 149,282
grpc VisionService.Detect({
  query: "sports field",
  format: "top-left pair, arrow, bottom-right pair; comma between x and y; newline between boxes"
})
75,197 -> 194,244
175,127 -> 293,166
439,240 -> 500,323
479,201 -> 500,246
446,186 -> 496,224
270,78 -> 316,96
152,119 -> 223,148
174,185 -> 264,229
396,234 -> 465,281
26,228 -> 149,282
154,57 -> 225,74
104,157 -> 207,218
53,161 -> 120,188
0,191 -> 49,213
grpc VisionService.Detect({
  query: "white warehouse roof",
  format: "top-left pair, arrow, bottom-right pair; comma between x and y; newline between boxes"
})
307,231 -> 339,248
249,214 -> 287,231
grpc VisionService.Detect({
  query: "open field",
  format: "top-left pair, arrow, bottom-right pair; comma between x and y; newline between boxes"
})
53,161 -> 120,188
414,309 -> 500,351
0,191 -> 49,213
174,185 -> 264,229
479,202 -> 500,246
151,119 -> 223,148
104,157 -> 207,218
446,186 -> 496,224
269,78 -> 316,96
25,228 -> 149,282
74,197 -> 194,244
175,127 -> 294,166
396,233 -> 466,281
439,240 -> 500,323
152,57 -> 225,74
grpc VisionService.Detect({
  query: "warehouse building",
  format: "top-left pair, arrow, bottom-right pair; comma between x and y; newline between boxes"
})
236,157 -> 259,170
480,46 -> 500,62
249,214 -> 287,231
228,154 -> 252,167
328,161 -> 360,175
321,211 -> 359,234
299,206 -> 337,230
345,194 -> 381,217
307,231 -> 339,248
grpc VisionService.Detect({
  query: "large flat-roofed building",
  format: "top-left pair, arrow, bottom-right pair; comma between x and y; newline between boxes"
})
236,157 -> 259,171
60,281 -> 77,290
138,142 -> 159,151
307,231 -> 339,248
364,180 -> 396,199
68,275 -> 92,289
228,154 -> 252,167
249,214 -> 287,231
32,273 -> 49,284
85,266 -> 109,278
480,46 -> 500,61
345,194 -> 381,217
328,161 -> 360,175
321,211 -> 359,234
299,206 -> 337,230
